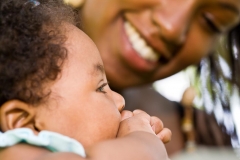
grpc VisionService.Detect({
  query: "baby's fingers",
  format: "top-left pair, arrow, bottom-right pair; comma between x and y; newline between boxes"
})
121,110 -> 133,121
150,116 -> 163,134
132,109 -> 147,115
157,128 -> 172,144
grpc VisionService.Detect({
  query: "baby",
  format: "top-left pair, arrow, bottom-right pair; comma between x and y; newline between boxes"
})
0,0 -> 171,159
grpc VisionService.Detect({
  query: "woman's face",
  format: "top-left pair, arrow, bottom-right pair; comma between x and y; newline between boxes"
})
80,0 -> 240,90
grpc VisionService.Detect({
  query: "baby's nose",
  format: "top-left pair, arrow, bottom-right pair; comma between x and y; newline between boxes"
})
113,91 -> 125,112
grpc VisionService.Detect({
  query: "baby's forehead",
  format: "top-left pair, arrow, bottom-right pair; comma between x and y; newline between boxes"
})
63,24 -> 104,67
91,63 -> 105,76
55,23 -> 105,79
64,24 -> 99,53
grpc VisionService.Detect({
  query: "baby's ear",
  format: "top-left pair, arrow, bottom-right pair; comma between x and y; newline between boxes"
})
0,100 -> 36,132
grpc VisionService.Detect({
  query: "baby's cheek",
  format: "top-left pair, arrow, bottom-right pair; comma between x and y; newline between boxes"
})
107,112 -> 121,137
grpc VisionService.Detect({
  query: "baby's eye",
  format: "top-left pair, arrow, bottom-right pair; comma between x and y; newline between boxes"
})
96,82 -> 108,93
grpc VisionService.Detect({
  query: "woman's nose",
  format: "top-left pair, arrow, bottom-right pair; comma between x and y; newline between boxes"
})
112,91 -> 125,112
152,0 -> 196,48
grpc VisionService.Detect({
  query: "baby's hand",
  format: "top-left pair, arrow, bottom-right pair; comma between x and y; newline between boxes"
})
150,115 -> 172,143
117,110 -> 171,143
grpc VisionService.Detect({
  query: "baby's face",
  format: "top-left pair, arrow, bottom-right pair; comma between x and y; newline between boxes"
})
35,24 -> 125,148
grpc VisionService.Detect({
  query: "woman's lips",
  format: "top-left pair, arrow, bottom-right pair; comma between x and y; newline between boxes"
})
124,21 -> 161,62
120,19 -> 161,72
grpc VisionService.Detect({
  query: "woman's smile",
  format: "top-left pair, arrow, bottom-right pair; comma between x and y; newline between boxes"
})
80,0 -> 240,89
120,18 -> 161,72
124,21 -> 160,63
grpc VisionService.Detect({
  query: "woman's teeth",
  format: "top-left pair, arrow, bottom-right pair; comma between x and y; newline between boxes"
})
124,21 -> 160,62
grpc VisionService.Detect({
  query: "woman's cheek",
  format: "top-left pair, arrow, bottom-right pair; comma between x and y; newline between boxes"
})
181,27 -> 217,64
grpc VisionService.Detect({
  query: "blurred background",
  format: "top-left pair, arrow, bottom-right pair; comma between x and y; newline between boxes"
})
154,30 -> 240,159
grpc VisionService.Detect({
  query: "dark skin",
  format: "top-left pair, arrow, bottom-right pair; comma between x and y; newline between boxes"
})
80,0 -> 240,89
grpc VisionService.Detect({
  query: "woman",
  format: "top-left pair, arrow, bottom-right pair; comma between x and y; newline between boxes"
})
78,0 -> 240,90
66,0 -> 240,155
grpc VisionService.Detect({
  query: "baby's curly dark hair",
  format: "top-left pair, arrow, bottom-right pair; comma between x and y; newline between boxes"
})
0,0 -> 77,106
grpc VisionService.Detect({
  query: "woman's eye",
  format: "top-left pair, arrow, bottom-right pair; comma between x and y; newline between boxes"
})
202,13 -> 221,33
97,83 -> 108,93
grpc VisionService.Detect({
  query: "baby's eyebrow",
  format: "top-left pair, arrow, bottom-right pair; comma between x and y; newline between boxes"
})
92,63 -> 105,76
